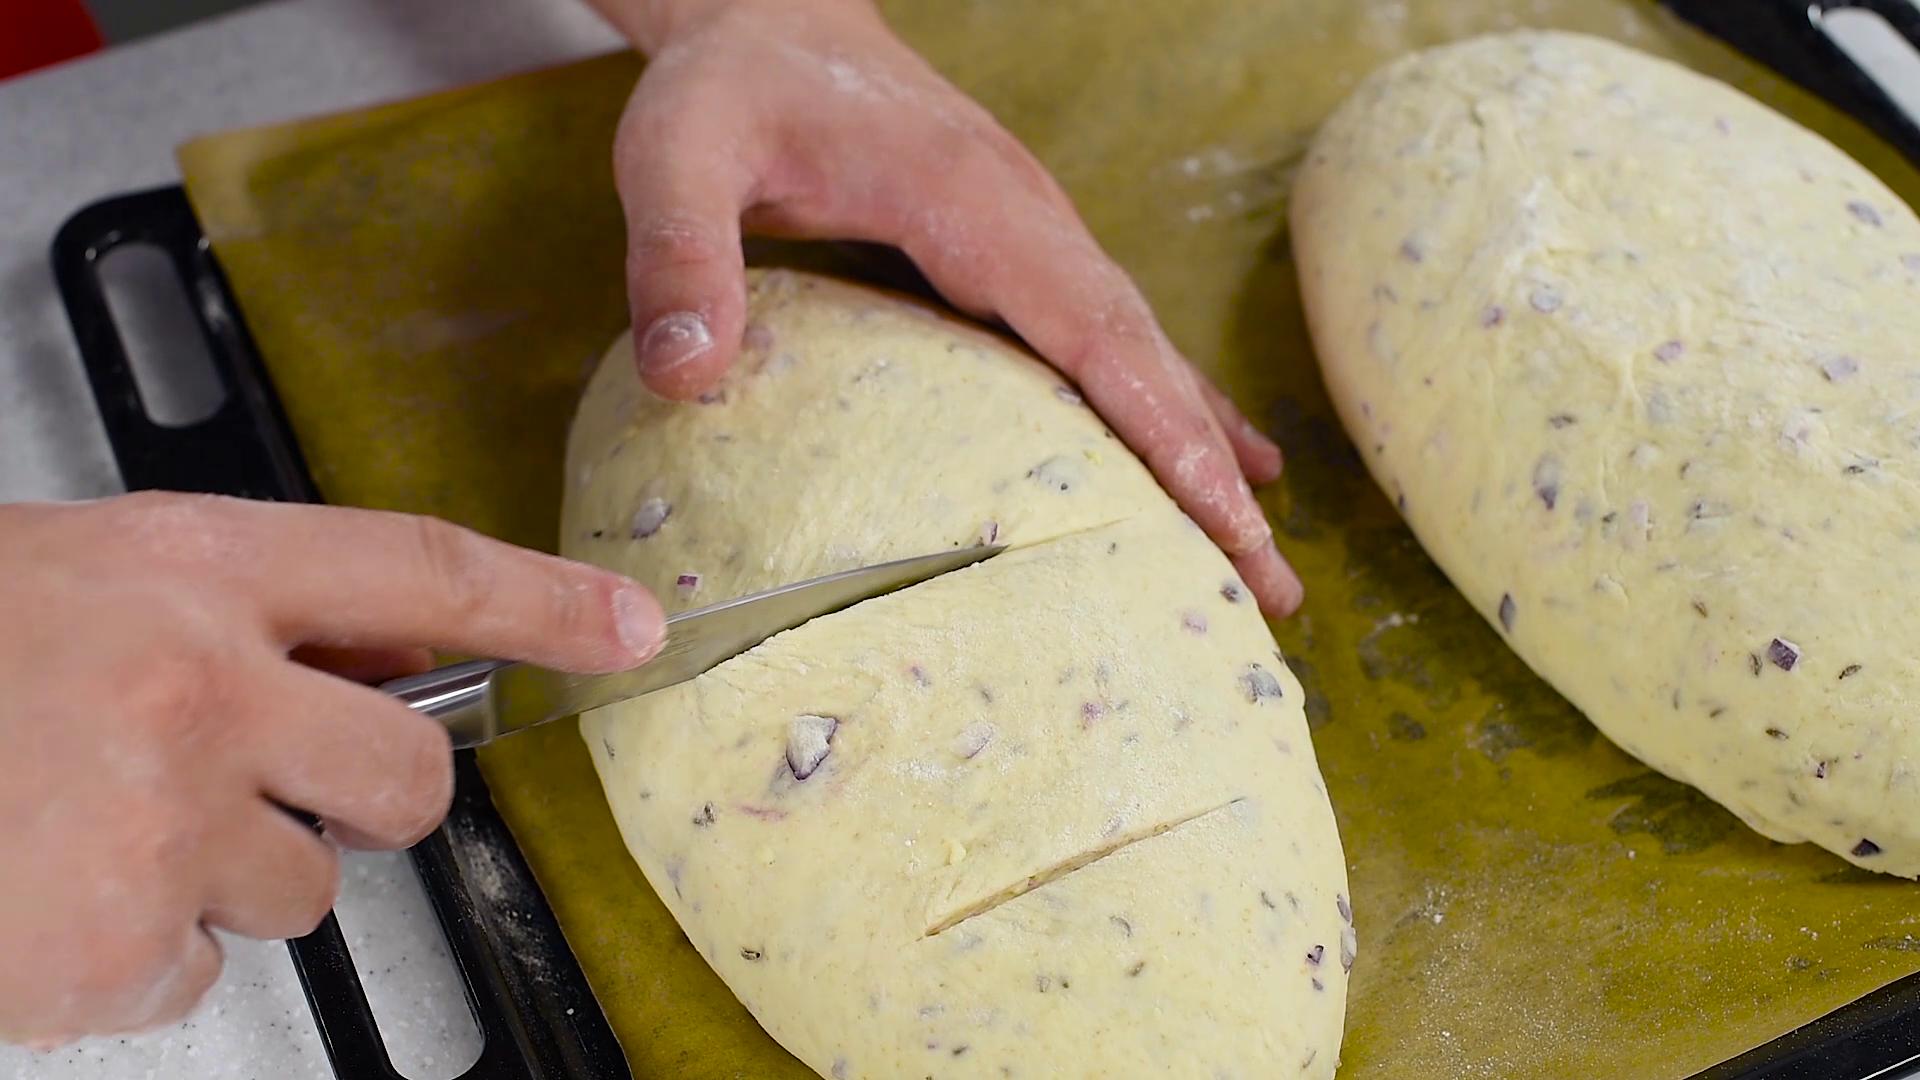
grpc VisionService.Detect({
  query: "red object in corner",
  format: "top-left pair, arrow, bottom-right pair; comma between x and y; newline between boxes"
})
0,0 -> 104,80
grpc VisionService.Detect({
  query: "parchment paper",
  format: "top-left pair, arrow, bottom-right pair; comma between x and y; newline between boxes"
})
177,3 -> 1920,1075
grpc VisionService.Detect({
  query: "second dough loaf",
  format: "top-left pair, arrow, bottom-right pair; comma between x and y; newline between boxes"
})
1294,30 -> 1920,874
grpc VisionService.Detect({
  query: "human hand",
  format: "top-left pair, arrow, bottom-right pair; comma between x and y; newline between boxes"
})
0,493 -> 664,1046
590,0 -> 1302,614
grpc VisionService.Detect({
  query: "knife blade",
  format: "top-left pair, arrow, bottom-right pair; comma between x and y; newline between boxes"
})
379,544 -> 1003,748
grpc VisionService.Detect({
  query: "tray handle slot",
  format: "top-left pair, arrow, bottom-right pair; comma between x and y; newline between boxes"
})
51,188 -> 318,502
1667,0 -> 1920,168
1815,2 -> 1920,135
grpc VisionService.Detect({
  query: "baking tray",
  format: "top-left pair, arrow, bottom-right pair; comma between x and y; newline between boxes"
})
42,2 -> 1920,1077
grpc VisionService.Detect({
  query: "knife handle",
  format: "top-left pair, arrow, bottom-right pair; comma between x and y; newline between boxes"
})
381,659 -> 504,750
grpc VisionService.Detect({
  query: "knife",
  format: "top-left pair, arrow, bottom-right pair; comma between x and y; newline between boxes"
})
379,544 -> 1003,748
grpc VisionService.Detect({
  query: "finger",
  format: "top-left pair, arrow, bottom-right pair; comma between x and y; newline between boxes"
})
118,925 -> 222,1035
883,187 -> 1297,613
612,102 -> 758,400
251,664 -> 454,851
1232,542 -> 1305,619
208,500 -> 663,674
203,804 -> 340,940
1194,374 -> 1283,485
291,644 -> 435,684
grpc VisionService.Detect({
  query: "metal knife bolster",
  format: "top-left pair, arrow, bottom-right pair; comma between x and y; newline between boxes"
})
383,659 -> 509,749
384,544 -> 1002,749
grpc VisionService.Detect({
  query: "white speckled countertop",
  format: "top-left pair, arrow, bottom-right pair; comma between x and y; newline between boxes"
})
0,2 -> 617,1077
4,3 -> 1920,1079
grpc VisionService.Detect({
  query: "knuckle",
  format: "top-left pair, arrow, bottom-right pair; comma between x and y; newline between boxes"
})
287,839 -> 341,935
1088,295 -> 1160,360
72,931 -> 148,1002
111,488 -> 195,520
394,719 -> 455,846
926,119 -> 1052,201
107,491 -> 238,565
950,134 -> 1015,190
1093,286 -> 1157,341
900,207 -> 997,306
981,126 -> 1054,191
1060,306 -> 1151,378
546,574 -> 602,642
911,120 -> 1004,191
611,113 -> 654,174
342,712 -> 453,849
406,517 -> 496,626
611,95 -> 676,173
104,814 -> 203,917
612,77 -> 704,164
626,210 -> 726,275
121,643 -> 223,744
83,923 -> 195,1013
137,817 -> 200,880
1053,327 -> 1105,378
178,933 -> 224,1005
1219,510 -> 1272,555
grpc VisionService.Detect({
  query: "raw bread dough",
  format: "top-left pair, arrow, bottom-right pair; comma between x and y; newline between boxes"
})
561,270 -> 1351,1077
1293,30 -> 1920,875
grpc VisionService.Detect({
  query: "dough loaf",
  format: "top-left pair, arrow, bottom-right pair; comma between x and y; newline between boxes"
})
1293,31 -> 1920,874
561,270 -> 1351,1077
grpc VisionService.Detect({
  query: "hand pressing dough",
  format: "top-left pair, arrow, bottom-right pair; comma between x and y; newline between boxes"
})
561,270 -> 1351,1078
1293,30 -> 1920,875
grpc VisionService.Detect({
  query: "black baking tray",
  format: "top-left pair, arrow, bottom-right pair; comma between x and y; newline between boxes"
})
42,2 -> 1920,1077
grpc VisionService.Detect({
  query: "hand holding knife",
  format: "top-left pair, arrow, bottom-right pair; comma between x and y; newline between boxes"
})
383,545 -> 1003,747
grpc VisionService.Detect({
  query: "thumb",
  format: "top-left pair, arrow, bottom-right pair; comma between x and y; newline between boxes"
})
614,122 -> 755,400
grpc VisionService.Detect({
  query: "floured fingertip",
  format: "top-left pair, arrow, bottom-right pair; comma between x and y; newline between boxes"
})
1235,542 -> 1305,618
635,311 -> 733,400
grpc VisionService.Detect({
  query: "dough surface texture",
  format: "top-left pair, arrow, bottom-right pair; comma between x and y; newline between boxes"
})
562,270 -> 1350,1077
1293,30 -> 1920,874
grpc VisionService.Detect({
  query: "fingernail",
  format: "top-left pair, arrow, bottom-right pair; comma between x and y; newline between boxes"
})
613,586 -> 665,662
637,311 -> 712,376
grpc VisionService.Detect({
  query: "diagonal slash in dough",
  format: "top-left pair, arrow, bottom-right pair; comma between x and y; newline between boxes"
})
923,797 -> 1246,938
